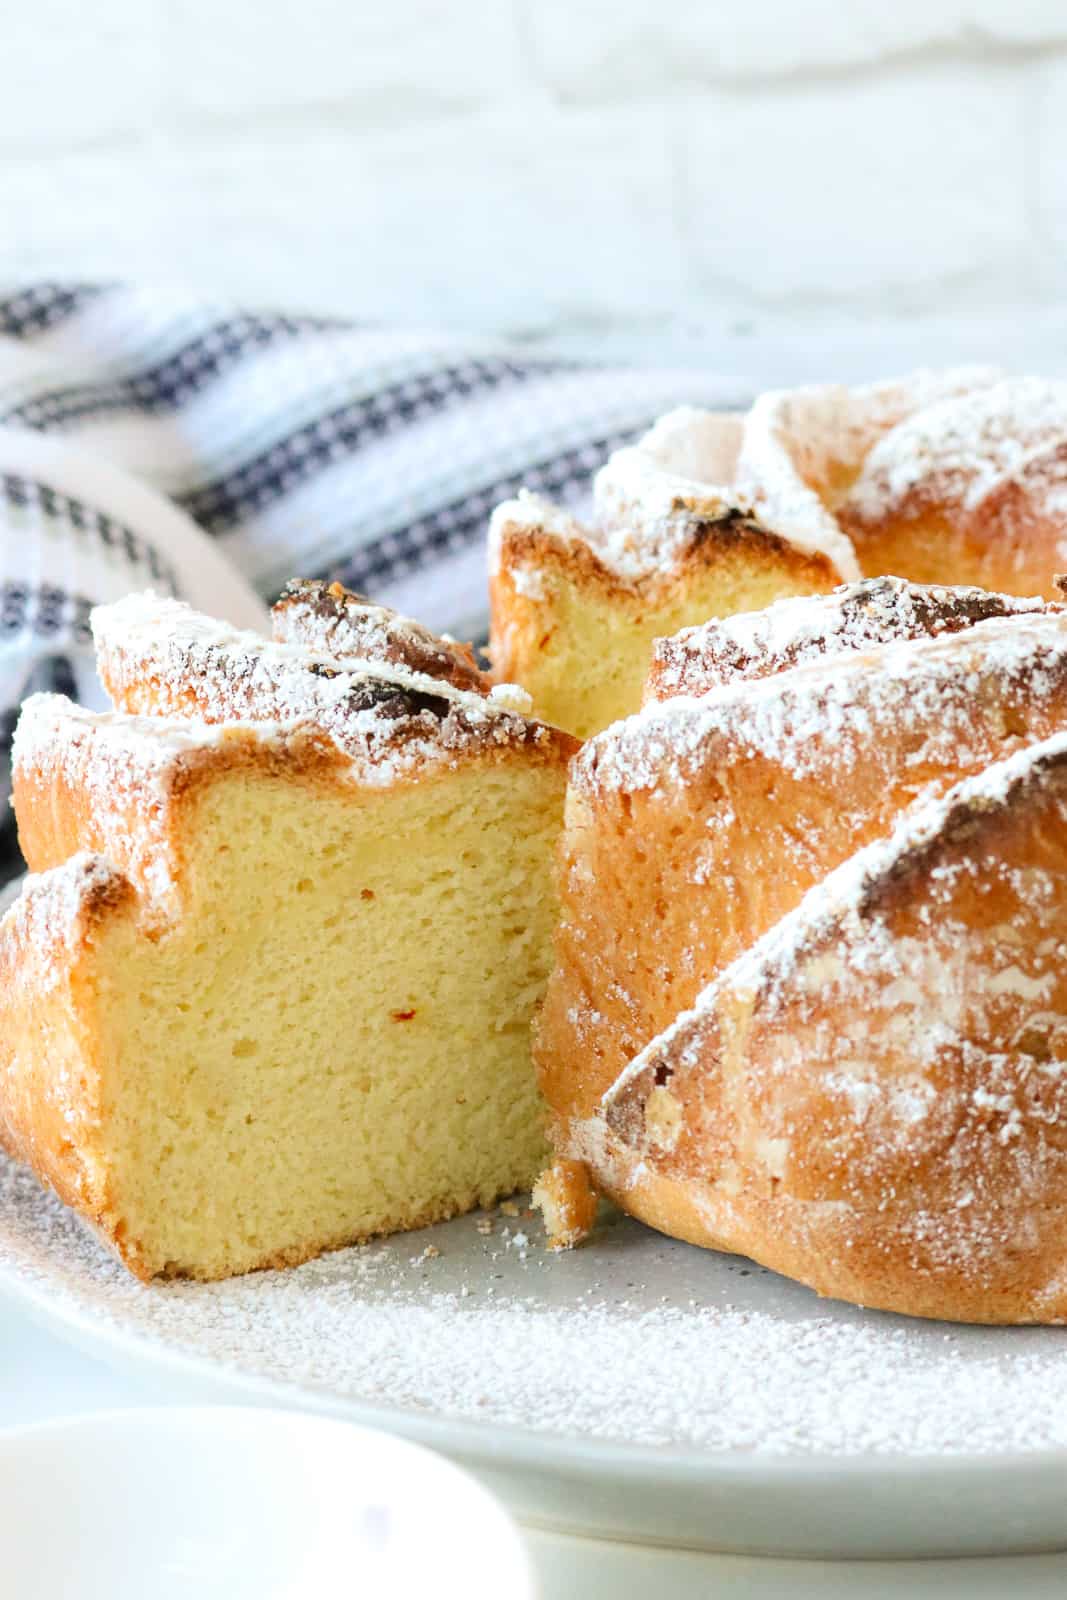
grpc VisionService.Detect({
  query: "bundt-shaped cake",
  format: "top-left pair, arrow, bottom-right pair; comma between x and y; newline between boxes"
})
0,588 -> 576,1281
490,370 -> 1067,736
534,577 -> 1067,1322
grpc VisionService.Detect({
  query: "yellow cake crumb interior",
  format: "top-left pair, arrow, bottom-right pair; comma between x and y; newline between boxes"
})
89,759 -> 560,1279
517,562 -> 831,738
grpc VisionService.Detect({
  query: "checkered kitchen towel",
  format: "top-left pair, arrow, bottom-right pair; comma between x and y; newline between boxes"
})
0,280 -> 757,881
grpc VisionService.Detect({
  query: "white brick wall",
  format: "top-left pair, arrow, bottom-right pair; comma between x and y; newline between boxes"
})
681,66 -> 1032,308
526,1 -> 1067,88
1,1 -> 1065,378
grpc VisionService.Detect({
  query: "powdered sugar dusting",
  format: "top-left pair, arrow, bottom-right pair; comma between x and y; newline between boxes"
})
0,852 -> 126,983
580,609 -> 1067,795
648,577 -> 1055,701
271,579 -> 490,694
626,730 -> 1067,1070
12,693 -> 300,914
591,408 -> 769,579
738,367 -> 999,552
586,729 -> 1067,1319
92,593 -> 560,785
604,371 -> 1001,582
488,492 -> 591,576
5,1151 -> 1067,1458
491,368 -> 1029,591
489,482 -> 746,587
12,690 -> 235,774
847,377 -> 1067,526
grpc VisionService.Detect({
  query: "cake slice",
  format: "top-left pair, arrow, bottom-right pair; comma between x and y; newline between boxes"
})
0,594 -> 576,1281
488,476 -> 840,740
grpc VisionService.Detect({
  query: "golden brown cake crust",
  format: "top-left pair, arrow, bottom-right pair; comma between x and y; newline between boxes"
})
488,372 -> 1067,735
836,378 -> 1067,598
489,502 -> 840,679
488,500 -> 840,738
536,597 -> 1067,1323
589,740 -> 1067,1324
13,697 -> 363,905
0,856 -> 134,1255
538,609 -> 1067,1132
92,593 -> 576,786
272,579 -> 491,694
492,502 -> 841,609
646,576 -> 1062,703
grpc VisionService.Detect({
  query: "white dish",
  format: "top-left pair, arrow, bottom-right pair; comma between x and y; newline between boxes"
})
0,1406 -> 533,1599
3,1148 -> 1067,1561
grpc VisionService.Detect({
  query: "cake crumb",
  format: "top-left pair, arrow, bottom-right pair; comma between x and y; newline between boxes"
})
533,1160 -> 598,1250
500,1200 -> 520,1217
488,681 -> 534,715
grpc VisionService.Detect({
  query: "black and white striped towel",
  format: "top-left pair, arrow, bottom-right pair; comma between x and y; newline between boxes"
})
0,280 -> 757,881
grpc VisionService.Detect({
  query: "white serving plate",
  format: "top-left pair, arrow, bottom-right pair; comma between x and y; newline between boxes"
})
3,1152 -> 1067,1560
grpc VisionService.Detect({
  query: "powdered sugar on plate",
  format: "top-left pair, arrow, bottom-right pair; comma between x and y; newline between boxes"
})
3,1149 -> 1067,1460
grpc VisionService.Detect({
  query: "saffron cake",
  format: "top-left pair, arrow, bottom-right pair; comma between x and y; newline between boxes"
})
0,591 -> 576,1281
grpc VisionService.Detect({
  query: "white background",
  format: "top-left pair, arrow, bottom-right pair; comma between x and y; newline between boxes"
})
3,1 -> 1066,380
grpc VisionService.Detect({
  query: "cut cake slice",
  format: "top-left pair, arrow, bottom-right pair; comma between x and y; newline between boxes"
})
0,591 -> 576,1280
